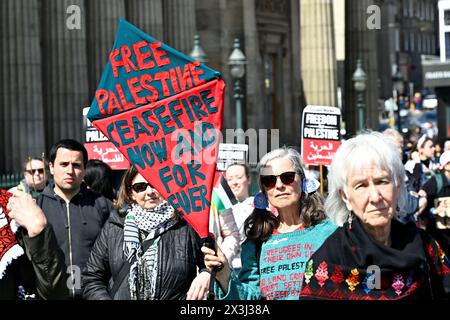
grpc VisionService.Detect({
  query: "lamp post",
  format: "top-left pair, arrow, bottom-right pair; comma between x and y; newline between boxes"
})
189,34 -> 207,63
392,68 -> 405,132
352,59 -> 367,132
228,38 -> 247,144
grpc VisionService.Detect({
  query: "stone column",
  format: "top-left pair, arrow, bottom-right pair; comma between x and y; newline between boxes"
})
345,0 -> 381,136
194,0 -> 223,71
283,0 -> 302,147
300,0 -> 337,107
242,0 -> 263,135
163,0 -> 196,54
126,0 -> 164,40
41,0 -> 89,149
0,0 -> 45,172
86,0 -> 126,98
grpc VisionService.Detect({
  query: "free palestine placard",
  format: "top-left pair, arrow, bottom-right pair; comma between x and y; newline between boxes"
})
87,19 -> 225,238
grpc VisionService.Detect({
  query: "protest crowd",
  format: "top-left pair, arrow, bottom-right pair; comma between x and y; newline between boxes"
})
2,129 -> 450,301
1,20 -> 450,302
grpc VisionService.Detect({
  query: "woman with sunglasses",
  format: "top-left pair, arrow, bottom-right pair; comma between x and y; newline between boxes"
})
9,156 -> 49,199
202,147 -> 337,300
82,166 -> 210,300
299,132 -> 450,300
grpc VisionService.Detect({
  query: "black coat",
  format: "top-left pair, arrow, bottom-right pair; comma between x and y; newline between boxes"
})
422,173 -> 450,256
0,225 -> 69,300
82,211 -> 206,300
36,183 -> 113,298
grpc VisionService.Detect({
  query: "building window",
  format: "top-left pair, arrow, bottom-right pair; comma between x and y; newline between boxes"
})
446,33 -> 450,60
423,33 -> 427,53
410,32 -> 415,52
423,33 -> 426,53
445,10 -> 450,26
405,31 -> 409,51
395,29 -> 400,52
419,33 -> 423,52
416,0 -> 420,18
431,36 -> 435,54
421,0 -> 425,20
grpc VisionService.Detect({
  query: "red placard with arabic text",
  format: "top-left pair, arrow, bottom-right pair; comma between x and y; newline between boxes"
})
301,105 -> 341,166
84,142 -> 130,170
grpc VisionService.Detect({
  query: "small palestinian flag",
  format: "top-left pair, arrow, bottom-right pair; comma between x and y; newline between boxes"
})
211,173 -> 238,213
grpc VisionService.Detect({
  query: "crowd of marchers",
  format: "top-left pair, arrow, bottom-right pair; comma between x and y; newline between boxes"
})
1,130 -> 450,300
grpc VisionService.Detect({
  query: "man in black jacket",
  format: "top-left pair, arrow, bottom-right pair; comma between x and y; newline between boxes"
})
36,139 -> 114,299
1,190 -> 69,299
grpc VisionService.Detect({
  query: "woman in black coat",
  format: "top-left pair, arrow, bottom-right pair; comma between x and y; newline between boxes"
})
82,166 -> 210,300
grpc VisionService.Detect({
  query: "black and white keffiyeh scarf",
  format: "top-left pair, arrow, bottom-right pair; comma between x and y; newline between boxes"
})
123,201 -> 177,300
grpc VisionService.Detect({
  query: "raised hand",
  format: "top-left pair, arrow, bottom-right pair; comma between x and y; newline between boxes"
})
7,191 -> 47,237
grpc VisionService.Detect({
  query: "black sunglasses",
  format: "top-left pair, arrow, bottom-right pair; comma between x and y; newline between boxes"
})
25,168 -> 45,175
260,171 -> 297,189
130,182 -> 153,193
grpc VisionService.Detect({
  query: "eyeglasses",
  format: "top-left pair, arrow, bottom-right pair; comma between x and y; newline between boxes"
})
130,182 -> 153,193
25,168 -> 45,175
260,171 -> 297,189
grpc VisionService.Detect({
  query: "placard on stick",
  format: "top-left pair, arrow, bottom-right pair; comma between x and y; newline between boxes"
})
301,105 -> 341,166
87,19 -> 225,238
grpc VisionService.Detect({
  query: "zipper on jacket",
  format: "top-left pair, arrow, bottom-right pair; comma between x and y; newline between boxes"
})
66,203 -> 75,298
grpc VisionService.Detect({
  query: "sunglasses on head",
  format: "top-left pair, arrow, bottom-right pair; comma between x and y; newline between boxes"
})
25,168 -> 45,175
130,182 -> 153,193
260,171 -> 297,189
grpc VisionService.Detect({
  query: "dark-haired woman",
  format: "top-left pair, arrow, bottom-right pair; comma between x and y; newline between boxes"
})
83,166 -> 210,300
84,159 -> 116,202
202,147 -> 337,300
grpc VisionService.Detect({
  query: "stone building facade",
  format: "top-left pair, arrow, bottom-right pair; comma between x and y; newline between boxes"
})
0,0 -> 302,173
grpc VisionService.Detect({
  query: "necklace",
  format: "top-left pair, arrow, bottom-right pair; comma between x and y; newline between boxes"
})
277,223 -> 304,233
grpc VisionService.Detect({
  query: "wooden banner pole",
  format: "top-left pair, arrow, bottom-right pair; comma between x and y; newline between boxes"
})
319,164 -> 324,195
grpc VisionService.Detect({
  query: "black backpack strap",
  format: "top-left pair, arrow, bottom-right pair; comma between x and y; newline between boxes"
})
36,195 -> 44,208
109,239 -> 154,298
435,173 -> 444,195
110,261 -> 131,298
97,196 -> 112,221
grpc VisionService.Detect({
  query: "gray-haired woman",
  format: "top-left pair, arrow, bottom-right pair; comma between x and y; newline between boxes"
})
300,132 -> 450,300
202,147 -> 337,300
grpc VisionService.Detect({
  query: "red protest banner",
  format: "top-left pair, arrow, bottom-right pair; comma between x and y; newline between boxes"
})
93,79 -> 225,238
87,19 -> 225,238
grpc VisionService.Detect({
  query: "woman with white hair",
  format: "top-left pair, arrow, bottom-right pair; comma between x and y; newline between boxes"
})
299,132 -> 450,300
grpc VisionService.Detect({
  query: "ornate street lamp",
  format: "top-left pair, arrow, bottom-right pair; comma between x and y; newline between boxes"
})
228,38 -> 246,144
352,59 -> 367,132
189,34 -> 207,63
392,68 -> 405,132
